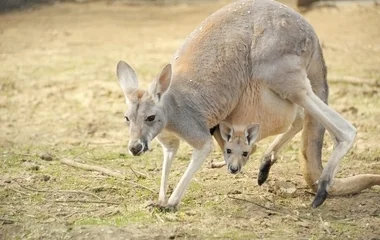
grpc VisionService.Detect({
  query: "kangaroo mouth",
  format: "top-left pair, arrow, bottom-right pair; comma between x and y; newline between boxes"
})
135,146 -> 149,156
142,140 -> 149,152
129,139 -> 149,156
136,140 -> 149,156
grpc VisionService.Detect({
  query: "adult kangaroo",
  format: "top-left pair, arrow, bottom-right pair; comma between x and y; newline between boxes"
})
116,0 -> 380,211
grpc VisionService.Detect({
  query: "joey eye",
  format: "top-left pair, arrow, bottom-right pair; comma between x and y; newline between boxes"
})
146,115 -> 156,122
242,152 -> 249,157
124,116 -> 129,122
226,149 -> 232,154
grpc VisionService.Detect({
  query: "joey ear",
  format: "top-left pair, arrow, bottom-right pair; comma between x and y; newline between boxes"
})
219,121 -> 234,142
116,61 -> 139,98
244,124 -> 260,145
149,64 -> 172,102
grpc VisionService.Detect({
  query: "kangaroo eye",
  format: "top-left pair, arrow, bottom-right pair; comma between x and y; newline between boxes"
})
124,116 -> 129,122
226,149 -> 232,154
242,152 -> 248,157
146,115 -> 156,122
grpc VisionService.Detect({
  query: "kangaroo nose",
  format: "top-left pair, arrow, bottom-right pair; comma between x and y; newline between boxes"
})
129,143 -> 143,156
229,165 -> 240,174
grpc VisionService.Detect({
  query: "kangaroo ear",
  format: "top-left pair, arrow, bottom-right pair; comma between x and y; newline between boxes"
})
116,61 -> 139,99
149,64 -> 172,102
219,121 -> 234,142
244,124 -> 260,145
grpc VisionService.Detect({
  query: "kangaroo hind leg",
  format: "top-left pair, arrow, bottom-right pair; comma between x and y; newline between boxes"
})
282,74 -> 356,208
258,108 -> 304,185
266,55 -> 355,207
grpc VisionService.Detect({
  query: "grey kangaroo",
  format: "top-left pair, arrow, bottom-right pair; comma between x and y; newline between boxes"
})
116,0 -> 380,211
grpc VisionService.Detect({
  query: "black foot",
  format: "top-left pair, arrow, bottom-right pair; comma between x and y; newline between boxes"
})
146,201 -> 178,212
258,160 -> 272,186
146,202 -> 167,211
312,180 -> 329,208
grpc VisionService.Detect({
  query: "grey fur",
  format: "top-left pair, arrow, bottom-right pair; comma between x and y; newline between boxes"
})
116,0 -> 380,210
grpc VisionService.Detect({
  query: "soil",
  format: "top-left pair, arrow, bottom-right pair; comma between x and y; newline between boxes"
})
1,0 -> 380,239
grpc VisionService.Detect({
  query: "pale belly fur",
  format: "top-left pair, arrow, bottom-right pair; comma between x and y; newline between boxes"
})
224,81 -> 298,140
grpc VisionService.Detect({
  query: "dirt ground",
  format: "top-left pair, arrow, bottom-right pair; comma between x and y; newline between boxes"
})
1,0 -> 380,239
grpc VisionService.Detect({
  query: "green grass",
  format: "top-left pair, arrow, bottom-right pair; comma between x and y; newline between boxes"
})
74,210 -> 154,226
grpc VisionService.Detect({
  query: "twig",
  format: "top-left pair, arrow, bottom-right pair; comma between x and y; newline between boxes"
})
8,187 -> 30,196
54,200 -> 120,205
61,158 -> 156,193
86,141 -> 116,145
129,166 -> 149,179
154,212 -> 165,223
227,194 -> 280,214
18,183 -> 102,200
60,158 -> 124,178
123,180 -> 156,193
319,215 -> 331,234
12,152 -> 35,157
71,149 -> 94,160
304,190 -> 316,196
227,194 -> 318,222
333,220 -> 357,226
0,218 -> 16,224
329,75 -> 378,86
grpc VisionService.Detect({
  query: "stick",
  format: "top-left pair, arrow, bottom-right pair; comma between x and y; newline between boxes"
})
86,142 -> 116,145
227,194 -> 316,222
227,194 -> 279,214
319,215 -> 331,234
129,166 -> 149,179
60,158 -> 125,178
71,148 -> 94,160
9,187 -> 30,196
304,190 -> 316,196
329,75 -> 378,86
0,218 -> 16,224
154,212 -> 165,223
54,200 -> 120,205
60,158 -> 156,193
12,153 -> 35,157
123,180 -> 156,193
18,183 -> 102,200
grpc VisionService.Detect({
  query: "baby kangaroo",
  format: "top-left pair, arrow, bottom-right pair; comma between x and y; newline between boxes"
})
212,121 -> 260,174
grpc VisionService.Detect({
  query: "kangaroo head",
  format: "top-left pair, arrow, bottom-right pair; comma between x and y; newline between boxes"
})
116,61 -> 172,156
219,122 -> 260,174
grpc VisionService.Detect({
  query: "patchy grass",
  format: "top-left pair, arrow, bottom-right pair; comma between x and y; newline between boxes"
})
1,0 -> 380,239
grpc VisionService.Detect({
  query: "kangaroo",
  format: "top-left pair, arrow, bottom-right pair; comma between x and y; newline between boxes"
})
212,108 -> 303,183
116,0 -> 380,211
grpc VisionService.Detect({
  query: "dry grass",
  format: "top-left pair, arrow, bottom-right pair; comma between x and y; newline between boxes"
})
1,0 -> 380,239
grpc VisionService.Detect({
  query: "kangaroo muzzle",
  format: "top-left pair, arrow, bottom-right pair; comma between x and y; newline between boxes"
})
128,140 -> 148,156
228,164 -> 241,174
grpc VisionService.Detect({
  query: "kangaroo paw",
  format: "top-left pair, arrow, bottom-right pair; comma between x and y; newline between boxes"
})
312,180 -> 329,208
258,159 -> 272,186
146,200 -> 168,211
210,160 -> 226,169
163,204 -> 178,212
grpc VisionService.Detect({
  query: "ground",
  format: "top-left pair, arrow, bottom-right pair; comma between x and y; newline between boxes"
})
1,0 -> 380,239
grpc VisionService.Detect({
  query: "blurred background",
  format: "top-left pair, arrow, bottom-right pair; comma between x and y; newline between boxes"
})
1,0 -> 379,239
1,0 -> 379,148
